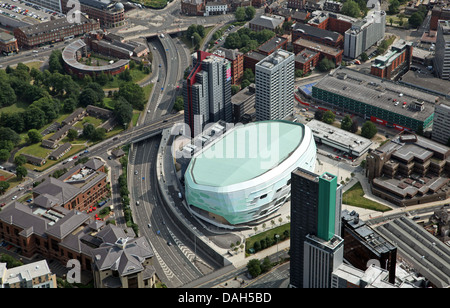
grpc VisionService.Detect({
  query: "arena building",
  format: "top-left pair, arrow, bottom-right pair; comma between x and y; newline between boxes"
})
183,120 -> 317,227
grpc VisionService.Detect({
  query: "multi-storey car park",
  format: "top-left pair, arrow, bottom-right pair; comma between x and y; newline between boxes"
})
183,120 -> 317,227
311,67 -> 442,132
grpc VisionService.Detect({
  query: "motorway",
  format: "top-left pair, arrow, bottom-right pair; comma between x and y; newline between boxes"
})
127,34 -> 226,288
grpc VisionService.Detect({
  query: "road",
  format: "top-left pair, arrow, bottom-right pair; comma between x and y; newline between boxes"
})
128,34 -> 224,288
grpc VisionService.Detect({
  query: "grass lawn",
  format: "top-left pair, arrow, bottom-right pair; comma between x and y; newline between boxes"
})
343,181 -> 391,212
245,223 -> 290,252
74,116 -> 105,129
131,111 -> 141,127
102,68 -> 149,90
18,144 -> 86,172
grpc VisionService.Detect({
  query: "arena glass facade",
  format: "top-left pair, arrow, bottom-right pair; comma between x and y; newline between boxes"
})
184,120 -> 317,227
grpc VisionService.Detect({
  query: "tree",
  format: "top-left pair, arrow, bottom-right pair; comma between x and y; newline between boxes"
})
245,6 -> 256,20
231,85 -> 240,95
361,121 -> 377,139
341,0 -> 360,18
173,95 -> 184,112
113,97 -> 133,127
67,129 -> 78,141
317,58 -> 335,72
341,115 -> 353,131
0,181 -> 10,194
0,149 -> 9,162
242,68 -> 255,83
314,109 -> 324,121
388,0 -> 400,14
295,69 -> 304,78
409,12 -> 424,28
27,129 -> 42,144
83,123 -> 95,139
16,165 -> 27,180
14,155 -> 27,166
247,259 -> 262,278
360,52 -> 369,62
48,50 -> 63,73
118,82 -> 145,110
322,110 -> 335,124
350,120 -> 359,133
78,88 -> 98,107
235,7 -> 246,22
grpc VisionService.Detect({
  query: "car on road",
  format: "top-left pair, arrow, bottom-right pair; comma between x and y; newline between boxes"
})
167,241 -> 172,246
12,196 -> 17,200
147,223 -> 151,228
136,201 -> 140,205
0,203 -> 6,207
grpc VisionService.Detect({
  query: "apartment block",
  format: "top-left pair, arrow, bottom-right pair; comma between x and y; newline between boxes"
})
255,49 -> 294,121
183,51 -> 232,137
434,20 -> 450,80
344,10 -> 386,58
432,102 -> 450,145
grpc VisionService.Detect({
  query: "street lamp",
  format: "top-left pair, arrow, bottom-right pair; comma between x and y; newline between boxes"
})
275,234 -> 280,263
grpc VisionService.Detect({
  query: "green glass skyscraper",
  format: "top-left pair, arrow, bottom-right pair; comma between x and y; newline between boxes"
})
289,168 -> 343,288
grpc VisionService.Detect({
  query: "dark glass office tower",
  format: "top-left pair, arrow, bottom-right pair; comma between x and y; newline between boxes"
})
289,168 -> 342,288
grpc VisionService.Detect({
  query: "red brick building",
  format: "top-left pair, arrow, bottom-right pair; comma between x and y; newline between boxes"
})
293,38 -> 343,66
13,15 -> 99,48
0,32 -> 18,55
181,0 -> 205,15
60,0 -> 126,29
216,47 -> 244,85
258,36 -> 288,55
295,49 -> 320,74
32,158 -> 108,212
292,23 -> 344,48
370,40 -> 413,80
287,0 -> 305,10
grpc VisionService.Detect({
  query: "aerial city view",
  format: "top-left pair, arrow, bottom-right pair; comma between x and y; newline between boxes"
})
0,0 -> 450,296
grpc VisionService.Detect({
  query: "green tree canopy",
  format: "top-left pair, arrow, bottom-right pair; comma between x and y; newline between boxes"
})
361,121 -> 377,139
341,115 -> 353,131
27,129 -> 42,144
118,82 -> 146,110
341,0 -> 361,18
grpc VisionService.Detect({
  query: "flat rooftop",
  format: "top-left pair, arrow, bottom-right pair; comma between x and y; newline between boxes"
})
307,119 -> 372,156
189,121 -> 305,187
313,68 -> 439,122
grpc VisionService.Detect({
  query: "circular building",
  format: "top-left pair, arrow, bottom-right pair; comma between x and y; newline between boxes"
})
184,120 -> 317,227
62,39 -> 130,78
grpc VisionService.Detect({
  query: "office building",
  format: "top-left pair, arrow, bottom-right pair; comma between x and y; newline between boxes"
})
432,101 -> 450,145
344,10 -> 386,58
341,209 -> 397,284
290,169 -> 342,288
370,39 -> 413,80
184,121 -> 316,227
0,260 -> 57,288
255,49 -> 295,121
60,0 -> 126,28
13,14 -> 100,48
303,234 -> 344,288
434,20 -> 450,80
183,51 -> 232,137
0,32 -> 18,56
366,131 -> 450,207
